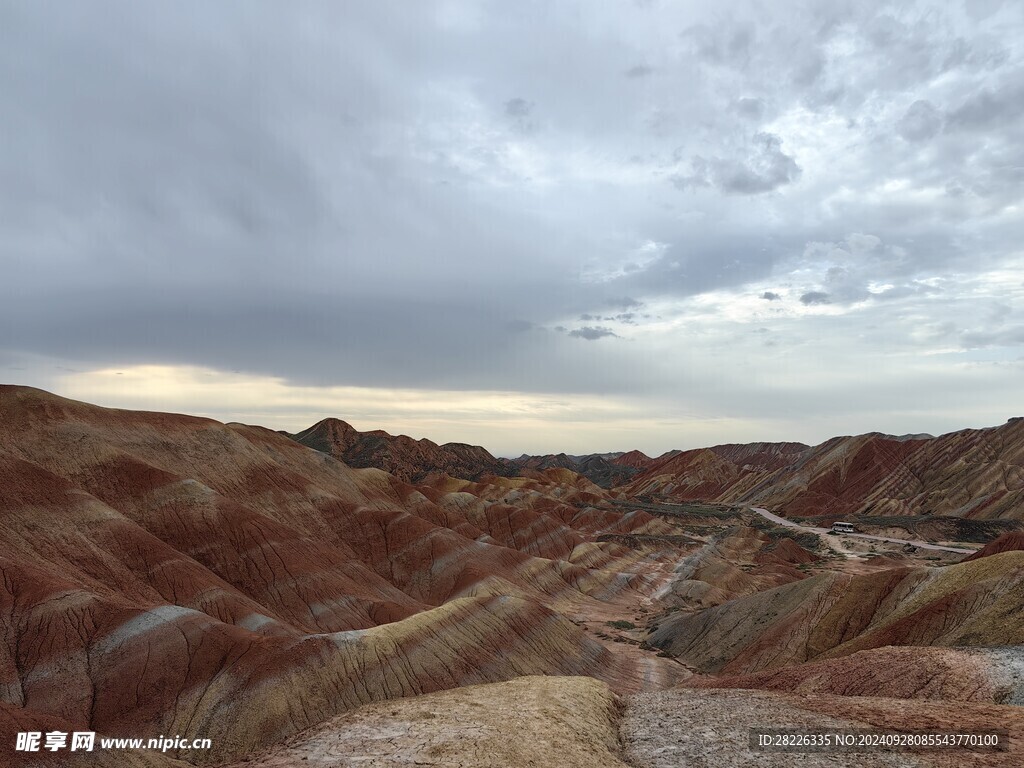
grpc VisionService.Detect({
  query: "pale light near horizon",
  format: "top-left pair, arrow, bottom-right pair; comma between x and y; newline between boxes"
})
51,364 -> 779,456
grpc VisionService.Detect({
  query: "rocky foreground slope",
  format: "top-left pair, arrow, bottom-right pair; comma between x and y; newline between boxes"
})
95,675 -> 1024,768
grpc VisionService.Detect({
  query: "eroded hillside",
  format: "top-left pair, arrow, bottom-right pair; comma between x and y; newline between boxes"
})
2,385 -> 1021,767
625,421 -> 1024,522
0,386 -> 690,765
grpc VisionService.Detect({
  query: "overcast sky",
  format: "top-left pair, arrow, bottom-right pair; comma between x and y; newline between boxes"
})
3,0 -> 1023,456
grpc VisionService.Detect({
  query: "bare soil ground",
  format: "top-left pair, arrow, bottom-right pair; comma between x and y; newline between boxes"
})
223,680 -> 1024,768
220,676 -> 629,768
972,647 -> 1024,705
621,689 -> 927,768
786,692 -> 1024,768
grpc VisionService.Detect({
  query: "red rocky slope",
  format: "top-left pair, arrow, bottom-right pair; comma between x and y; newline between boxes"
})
625,421 -> 1024,521
0,386 -> 682,764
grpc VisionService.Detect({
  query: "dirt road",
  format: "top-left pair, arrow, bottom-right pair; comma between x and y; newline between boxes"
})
748,506 -> 977,555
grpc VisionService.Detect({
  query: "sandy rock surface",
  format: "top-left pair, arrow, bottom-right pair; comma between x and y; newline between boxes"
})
621,689 -> 925,768
222,676 -> 628,768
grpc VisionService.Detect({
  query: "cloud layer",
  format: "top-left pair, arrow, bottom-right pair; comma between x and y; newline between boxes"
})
2,0 -> 1023,453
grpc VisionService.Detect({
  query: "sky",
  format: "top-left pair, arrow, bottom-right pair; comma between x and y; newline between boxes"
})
2,0 -> 1023,456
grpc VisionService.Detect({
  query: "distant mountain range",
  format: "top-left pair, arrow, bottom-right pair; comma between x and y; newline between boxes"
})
290,418 -> 1024,521
290,417 -> 511,483
289,421 -> 665,489
625,424 -> 1024,520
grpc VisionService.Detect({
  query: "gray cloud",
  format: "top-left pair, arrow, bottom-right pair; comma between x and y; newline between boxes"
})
670,159 -> 713,191
606,297 -> 644,309
898,100 -> 942,141
505,97 -> 532,117
569,327 -> 618,340
800,291 -> 832,305
734,97 -> 766,121
683,21 -> 756,69
624,64 -> 653,78
675,133 -> 801,195
760,291 -> 781,301
946,79 -> 1024,130
504,97 -> 537,134
961,325 -> 1024,349
717,133 -> 802,194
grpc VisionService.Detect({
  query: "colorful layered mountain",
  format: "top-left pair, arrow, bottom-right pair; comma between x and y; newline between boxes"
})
0,386 -> 683,764
624,421 -> 1024,521
744,423 -> 1024,519
649,549 -> 1024,675
4,385 -> 1022,766
509,452 -> 640,488
685,645 -> 1022,704
610,450 -> 654,469
291,417 -> 511,482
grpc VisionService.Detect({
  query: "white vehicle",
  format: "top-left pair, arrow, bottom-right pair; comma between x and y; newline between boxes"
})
830,521 -> 857,534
